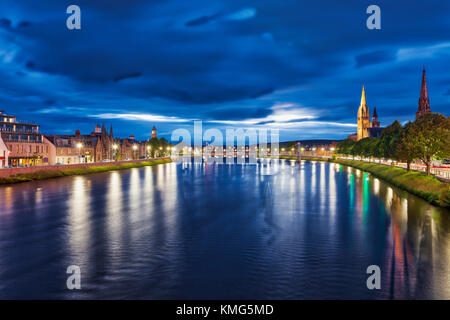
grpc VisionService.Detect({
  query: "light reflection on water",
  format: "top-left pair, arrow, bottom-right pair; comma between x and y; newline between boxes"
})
0,159 -> 449,299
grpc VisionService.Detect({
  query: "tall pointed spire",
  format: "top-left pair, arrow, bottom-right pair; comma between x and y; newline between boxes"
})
371,107 -> 380,128
357,85 -> 370,140
416,66 -> 431,119
360,85 -> 367,107
109,124 -> 113,140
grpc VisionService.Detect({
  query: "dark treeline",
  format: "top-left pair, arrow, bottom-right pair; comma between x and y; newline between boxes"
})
336,113 -> 450,175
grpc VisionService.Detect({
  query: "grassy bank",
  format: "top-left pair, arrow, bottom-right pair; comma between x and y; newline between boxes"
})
0,159 -> 172,185
334,159 -> 449,208
277,156 -> 449,207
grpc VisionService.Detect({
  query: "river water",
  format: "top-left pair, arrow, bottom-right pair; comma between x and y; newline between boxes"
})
0,159 -> 449,299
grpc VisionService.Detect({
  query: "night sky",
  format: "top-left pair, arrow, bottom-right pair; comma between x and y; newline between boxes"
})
0,0 -> 449,141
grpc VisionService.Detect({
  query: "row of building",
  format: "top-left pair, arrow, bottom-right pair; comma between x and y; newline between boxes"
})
0,112 -> 161,168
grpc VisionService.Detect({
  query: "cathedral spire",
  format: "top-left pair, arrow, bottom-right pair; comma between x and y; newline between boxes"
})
360,85 -> 367,107
357,85 -> 370,140
416,66 -> 431,119
371,107 -> 380,128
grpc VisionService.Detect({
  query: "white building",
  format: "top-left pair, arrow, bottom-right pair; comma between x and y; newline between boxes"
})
0,133 -> 9,168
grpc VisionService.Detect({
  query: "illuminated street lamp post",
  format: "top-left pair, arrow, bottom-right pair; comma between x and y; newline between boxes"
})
147,145 -> 151,159
76,142 -> 83,163
133,145 -> 138,160
112,144 -> 118,161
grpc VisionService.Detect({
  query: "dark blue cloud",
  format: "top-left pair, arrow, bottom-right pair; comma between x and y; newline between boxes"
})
185,12 -> 223,27
355,50 -> 396,68
114,72 -> 143,82
0,0 -> 448,141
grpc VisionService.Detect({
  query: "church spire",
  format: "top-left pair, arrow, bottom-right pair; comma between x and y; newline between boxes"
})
360,85 -> 367,107
371,107 -> 380,128
357,85 -> 370,140
416,66 -> 431,119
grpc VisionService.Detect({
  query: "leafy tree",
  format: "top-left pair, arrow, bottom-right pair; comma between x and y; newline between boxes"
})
336,139 -> 355,156
159,137 -> 169,156
394,122 -> 418,171
148,137 -> 160,157
378,120 -> 402,160
407,113 -> 450,175
351,139 -> 364,159
360,137 -> 378,161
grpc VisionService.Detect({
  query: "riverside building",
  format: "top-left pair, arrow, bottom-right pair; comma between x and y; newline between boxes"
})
0,110 -> 55,167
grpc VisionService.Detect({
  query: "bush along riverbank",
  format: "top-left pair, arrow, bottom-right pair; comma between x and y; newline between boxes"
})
278,156 -> 449,208
0,158 -> 172,185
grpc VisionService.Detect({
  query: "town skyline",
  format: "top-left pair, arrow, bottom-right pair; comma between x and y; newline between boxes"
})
0,67 -> 441,143
0,1 -> 449,141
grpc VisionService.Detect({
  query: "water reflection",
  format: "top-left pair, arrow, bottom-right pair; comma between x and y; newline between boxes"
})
0,160 -> 448,299
68,176 -> 92,269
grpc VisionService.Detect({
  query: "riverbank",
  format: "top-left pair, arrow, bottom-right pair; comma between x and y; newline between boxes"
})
334,159 -> 449,208
280,156 -> 449,208
0,158 -> 172,185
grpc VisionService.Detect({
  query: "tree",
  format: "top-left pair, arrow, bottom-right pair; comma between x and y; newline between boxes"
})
407,113 -> 450,175
378,120 -> 402,160
148,137 -> 160,157
336,139 -> 355,156
159,137 -> 169,156
351,139 -> 364,159
394,122 -> 418,171
360,137 -> 378,162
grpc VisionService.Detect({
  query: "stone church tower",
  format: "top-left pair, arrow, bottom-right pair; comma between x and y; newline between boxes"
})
152,125 -> 157,139
357,86 -> 371,140
416,67 -> 431,119
371,107 -> 380,128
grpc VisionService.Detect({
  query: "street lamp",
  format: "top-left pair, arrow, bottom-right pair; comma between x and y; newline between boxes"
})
133,145 -> 138,159
112,144 -> 118,161
76,143 -> 82,163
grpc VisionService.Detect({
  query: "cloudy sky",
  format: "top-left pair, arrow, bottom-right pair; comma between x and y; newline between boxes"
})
0,0 -> 449,141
